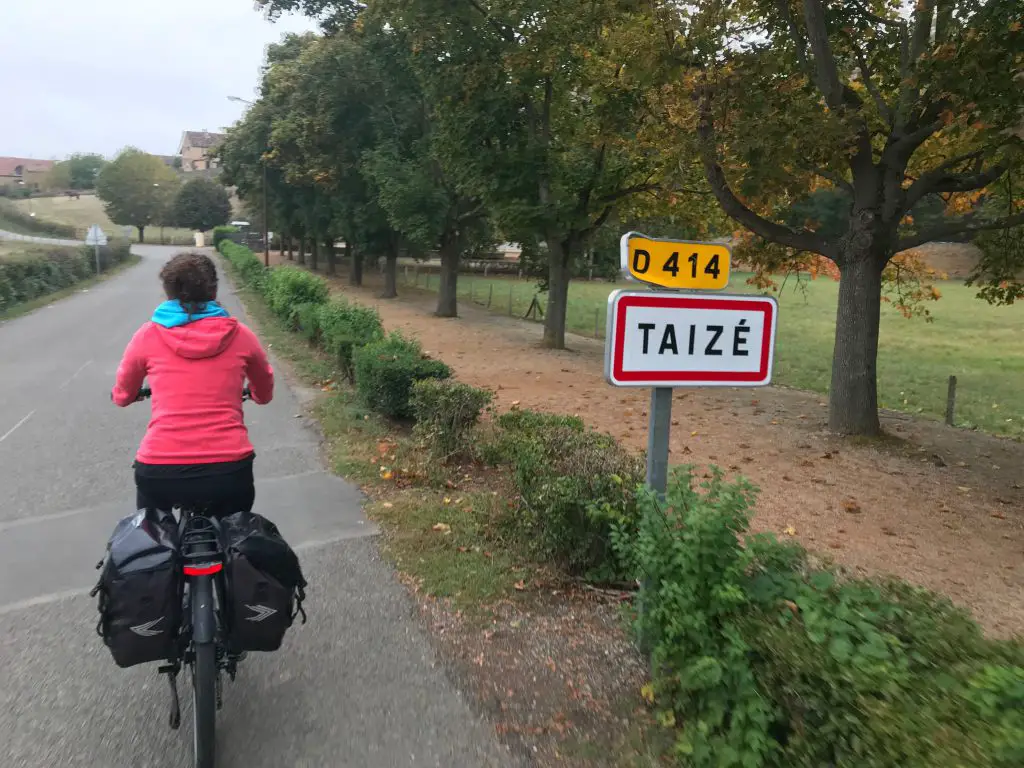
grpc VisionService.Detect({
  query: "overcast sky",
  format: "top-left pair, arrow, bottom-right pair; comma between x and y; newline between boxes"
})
0,1 -> 315,160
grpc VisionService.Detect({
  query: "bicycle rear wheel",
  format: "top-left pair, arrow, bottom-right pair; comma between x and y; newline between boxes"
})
192,642 -> 216,767
191,574 -> 217,768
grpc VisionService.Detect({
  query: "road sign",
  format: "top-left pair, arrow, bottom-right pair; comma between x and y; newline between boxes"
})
620,232 -> 731,291
85,225 -> 108,246
604,291 -> 778,388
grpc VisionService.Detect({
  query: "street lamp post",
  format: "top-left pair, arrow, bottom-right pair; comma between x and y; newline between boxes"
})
228,95 -> 270,267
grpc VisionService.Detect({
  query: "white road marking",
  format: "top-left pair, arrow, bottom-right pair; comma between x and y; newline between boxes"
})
59,360 -> 93,389
0,411 -> 35,444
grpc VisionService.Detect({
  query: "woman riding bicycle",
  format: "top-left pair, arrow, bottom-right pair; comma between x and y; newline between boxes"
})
111,251 -> 274,515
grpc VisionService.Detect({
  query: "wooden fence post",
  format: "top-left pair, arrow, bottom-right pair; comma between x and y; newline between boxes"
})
946,375 -> 958,426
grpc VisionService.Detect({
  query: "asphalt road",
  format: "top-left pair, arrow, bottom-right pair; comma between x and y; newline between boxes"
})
0,242 -> 514,768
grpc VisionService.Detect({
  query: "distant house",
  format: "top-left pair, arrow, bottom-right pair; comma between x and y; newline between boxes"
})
156,154 -> 182,170
178,131 -> 226,172
0,156 -> 54,191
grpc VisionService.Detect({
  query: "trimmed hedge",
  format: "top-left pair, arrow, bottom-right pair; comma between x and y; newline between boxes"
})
212,225 -> 239,249
489,408 -> 645,580
219,240 -> 266,291
263,266 -> 329,324
353,332 -> 452,419
0,242 -> 132,313
410,378 -> 492,461
317,299 -> 384,381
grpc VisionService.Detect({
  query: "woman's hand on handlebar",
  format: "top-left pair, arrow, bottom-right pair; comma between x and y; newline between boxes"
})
127,386 -> 249,402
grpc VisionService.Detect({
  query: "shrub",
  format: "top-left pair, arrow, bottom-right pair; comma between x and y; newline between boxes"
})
410,379 -> 493,461
0,242 -> 131,313
614,466 -> 1024,767
317,299 -> 384,380
491,408 -> 644,580
292,301 -> 322,341
218,241 -> 266,291
353,332 -> 452,419
212,225 -> 239,249
263,266 -> 329,323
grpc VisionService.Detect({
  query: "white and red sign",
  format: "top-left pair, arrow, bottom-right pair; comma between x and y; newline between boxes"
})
604,291 -> 778,388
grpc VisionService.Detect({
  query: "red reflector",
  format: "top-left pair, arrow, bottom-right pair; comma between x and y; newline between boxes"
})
183,563 -> 223,576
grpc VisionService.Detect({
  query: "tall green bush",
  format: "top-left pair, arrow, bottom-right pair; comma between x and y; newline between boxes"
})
353,332 -> 452,419
263,266 -> 329,323
614,466 -> 1024,767
317,299 -> 384,381
491,409 -> 644,580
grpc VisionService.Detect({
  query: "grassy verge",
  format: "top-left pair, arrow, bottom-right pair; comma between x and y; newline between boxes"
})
11,195 -> 201,244
0,253 -> 141,323
403,270 -> 1023,438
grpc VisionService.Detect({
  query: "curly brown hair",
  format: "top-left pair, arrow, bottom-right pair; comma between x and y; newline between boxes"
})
160,252 -> 218,312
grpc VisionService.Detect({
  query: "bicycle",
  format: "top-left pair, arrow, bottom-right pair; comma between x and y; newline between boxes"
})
135,385 -> 250,768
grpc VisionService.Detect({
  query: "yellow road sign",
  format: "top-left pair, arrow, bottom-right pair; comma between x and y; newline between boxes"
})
620,232 -> 731,291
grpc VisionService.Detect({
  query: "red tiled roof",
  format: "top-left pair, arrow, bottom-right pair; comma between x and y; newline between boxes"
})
0,157 -> 55,177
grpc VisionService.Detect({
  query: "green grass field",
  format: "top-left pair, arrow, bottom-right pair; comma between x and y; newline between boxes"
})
11,194 -> 201,244
408,270 -> 1023,438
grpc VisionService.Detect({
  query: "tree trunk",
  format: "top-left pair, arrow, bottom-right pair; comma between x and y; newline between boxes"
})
828,256 -> 884,436
324,238 -> 336,276
286,235 -> 293,261
137,226 -> 145,243
349,244 -> 363,286
311,237 -> 319,271
435,236 -> 460,317
381,245 -> 398,299
296,236 -> 306,265
542,237 -> 574,349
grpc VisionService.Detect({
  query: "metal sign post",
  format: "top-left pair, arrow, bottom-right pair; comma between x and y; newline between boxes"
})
605,234 -> 777,502
85,224 -> 108,275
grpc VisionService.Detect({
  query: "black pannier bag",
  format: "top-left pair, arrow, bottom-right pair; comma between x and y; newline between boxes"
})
219,511 -> 307,652
92,509 -> 181,668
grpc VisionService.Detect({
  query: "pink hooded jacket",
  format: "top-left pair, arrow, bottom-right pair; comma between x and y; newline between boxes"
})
112,316 -> 274,465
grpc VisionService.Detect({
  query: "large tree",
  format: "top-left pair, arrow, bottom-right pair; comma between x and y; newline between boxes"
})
96,148 -> 179,242
663,0 -> 1022,435
171,178 -> 232,232
379,0 -> 671,346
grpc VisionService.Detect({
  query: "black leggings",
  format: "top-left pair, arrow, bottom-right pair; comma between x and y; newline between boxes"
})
135,460 -> 255,516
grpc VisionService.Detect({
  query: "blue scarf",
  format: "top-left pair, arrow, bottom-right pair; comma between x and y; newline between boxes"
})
151,300 -> 230,328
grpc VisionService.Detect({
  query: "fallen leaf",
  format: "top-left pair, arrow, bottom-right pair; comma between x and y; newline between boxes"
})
514,580 -> 526,591
380,469 -> 394,481
640,683 -> 655,705
991,512 -> 1007,520
881,527 -> 897,536
432,523 -> 451,534
443,497 -> 452,505
842,499 -> 862,514
957,486 -> 971,493
690,431 -> 699,437
784,526 -> 797,536
381,502 -> 394,509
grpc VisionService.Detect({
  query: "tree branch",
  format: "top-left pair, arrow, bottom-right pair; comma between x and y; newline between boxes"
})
802,0 -> 860,110
774,0 -> 812,79
853,47 -> 893,125
903,150 -> 1008,211
814,167 -> 854,195
596,182 -> 660,205
697,84 -> 834,259
463,0 -> 515,42
897,211 -> 1024,252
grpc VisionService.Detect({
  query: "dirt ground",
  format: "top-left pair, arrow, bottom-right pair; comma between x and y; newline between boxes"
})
274,253 -> 1022,641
